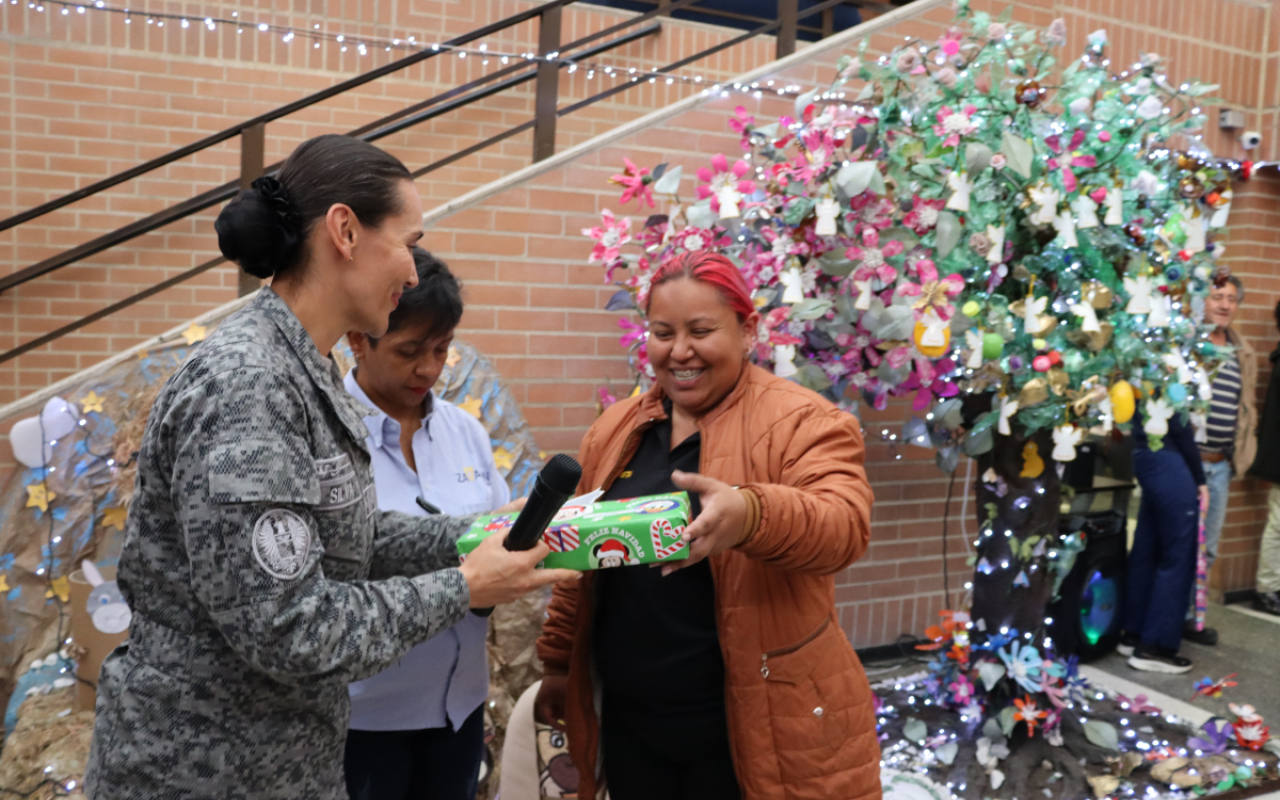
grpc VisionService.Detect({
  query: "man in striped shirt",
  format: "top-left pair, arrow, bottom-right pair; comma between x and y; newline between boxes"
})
1187,275 -> 1258,646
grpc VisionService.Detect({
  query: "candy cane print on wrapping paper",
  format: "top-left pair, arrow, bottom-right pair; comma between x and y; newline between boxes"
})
650,519 -> 687,560
543,525 -> 581,553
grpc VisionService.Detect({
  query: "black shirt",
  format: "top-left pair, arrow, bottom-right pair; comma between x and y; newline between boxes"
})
593,404 -> 725,727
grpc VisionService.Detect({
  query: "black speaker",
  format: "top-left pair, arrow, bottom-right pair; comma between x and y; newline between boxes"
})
1048,510 -> 1127,661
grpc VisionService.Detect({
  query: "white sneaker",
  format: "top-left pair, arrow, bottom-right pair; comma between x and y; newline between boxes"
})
1128,646 -> 1192,674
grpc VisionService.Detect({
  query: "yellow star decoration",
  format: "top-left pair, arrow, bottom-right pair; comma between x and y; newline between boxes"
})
102,506 -> 128,531
0,575 -> 8,593
182,322 -> 208,345
25,483 -> 55,513
492,447 -> 514,474
446,347 -> 461,368
459,395 -> 482,419
79,391 -> 105,413
46,576 -> 70,603
137,350 -> 149,360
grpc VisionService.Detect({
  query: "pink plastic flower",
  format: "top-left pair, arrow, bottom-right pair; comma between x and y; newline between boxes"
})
610,158 -> 655,208
1045,129 -> 1097,193
938,29 -> 963,57
618,317 -> 647,349
729,105 -> 755,150
583,209 -> 632,266
898,358 -> 959,410
845,229 -> 904,274
670,226 -> 728,254
902,195 -> 947,234
933,104 -> 978,148
850,192 -> 895,233
948,674 -> 975,705
754,307 -> 803,359
897,259 -> 964,320
696,154 -> 756,216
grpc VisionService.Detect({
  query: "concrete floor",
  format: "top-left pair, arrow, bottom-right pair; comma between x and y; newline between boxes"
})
1087,602 -> 1280,726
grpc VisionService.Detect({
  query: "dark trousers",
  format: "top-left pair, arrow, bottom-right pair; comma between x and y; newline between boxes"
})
600,698 -> 741,800
343,704 -> 484,800
1125,446 -> 1199,652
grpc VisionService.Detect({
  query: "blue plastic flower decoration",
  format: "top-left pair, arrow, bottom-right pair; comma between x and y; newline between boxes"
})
999,640 -> 1043,694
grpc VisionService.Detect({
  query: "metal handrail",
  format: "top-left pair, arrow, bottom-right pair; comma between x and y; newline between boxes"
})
0,0 -> 876,365
0,0 -> 581,234
0,23 -> 660,297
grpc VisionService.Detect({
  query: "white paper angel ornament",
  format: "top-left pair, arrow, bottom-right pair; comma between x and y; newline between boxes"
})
814,197 -> 840,236
1052,424 -> 1084,462
965,328 -> 985,369
715,185 -> 742,219
998,394 -> 1019,436
773,344 -> 798,378
1143,398 -> 1175,437
1104,187 -> 1124,226
1070,299 -> 1101,332
1022,294 -> 1049,334
1054,210 -> 1079,249
1123,275 -> 1154,314
946,170 -> 972,212
1162,350 -> 1194,383
852,277 -> 874,310
1028,183 -> 1061,226
1071,194 -> 1100,229
985,224 -> 1006,265
779,266 -> 805,304
1146,293 -> 1171,328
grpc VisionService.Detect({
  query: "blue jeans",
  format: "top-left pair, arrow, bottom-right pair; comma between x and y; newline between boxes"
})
1187,459 -> 1231,619
1126,446 -> 1199,652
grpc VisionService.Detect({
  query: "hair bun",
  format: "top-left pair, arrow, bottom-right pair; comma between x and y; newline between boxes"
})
214,175 -> 302,279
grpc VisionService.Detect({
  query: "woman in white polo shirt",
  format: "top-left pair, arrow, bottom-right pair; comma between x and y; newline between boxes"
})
342,248 -> 509,799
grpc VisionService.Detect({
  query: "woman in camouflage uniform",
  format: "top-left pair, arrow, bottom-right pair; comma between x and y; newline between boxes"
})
85,135 -> 577,800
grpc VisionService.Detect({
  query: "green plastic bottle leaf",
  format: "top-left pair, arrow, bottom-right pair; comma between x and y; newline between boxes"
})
1000,705 -> 1017,738
835,161 -> 880,197
903,717 -> 928,743
966,142 -> 994,174
1001,130 -> 1035,178
935,211 -> 963,258
978,661 -> 1006,692
936,741 -> 959,766
1083,720 -> 1120,751
652,165 -> 682,195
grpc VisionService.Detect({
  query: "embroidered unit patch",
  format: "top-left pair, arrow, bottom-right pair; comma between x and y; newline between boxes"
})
252,509 -> 312,579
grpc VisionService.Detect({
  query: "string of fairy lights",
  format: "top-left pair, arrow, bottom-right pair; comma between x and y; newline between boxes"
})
9,0 -> 819,101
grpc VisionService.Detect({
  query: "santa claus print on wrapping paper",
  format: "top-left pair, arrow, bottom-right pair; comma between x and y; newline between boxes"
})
590,538 -> 637,569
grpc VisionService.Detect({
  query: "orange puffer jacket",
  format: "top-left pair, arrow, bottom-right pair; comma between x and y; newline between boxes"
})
536,365 -> 880,800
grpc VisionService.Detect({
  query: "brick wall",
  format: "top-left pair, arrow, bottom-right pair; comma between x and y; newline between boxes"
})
3,0 -> 1279,647
0,0 -> 780,400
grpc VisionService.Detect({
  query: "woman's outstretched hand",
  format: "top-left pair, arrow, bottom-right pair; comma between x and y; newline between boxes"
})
665,471 -> 749,577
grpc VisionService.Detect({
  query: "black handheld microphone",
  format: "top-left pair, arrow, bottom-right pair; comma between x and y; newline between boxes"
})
472,454 -> 584,617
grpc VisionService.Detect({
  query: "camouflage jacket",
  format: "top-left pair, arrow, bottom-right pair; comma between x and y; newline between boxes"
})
86,289 -> 475,799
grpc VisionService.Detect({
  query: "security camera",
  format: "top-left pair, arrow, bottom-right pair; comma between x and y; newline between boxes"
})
1241,130 -> 1262,150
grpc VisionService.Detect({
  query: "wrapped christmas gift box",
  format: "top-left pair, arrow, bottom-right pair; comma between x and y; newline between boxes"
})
457,492 -> 691,570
